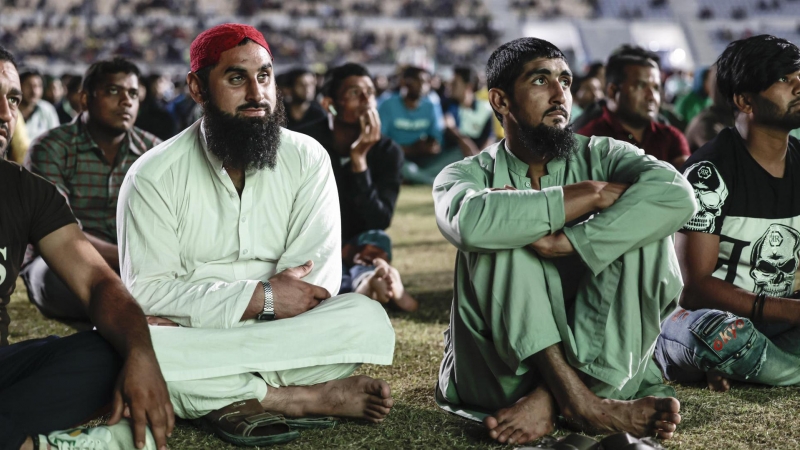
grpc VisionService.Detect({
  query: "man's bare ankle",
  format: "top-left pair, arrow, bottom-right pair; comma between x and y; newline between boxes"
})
19,436 -> 37,450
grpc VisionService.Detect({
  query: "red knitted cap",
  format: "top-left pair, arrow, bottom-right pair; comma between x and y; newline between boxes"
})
190,23 -> 272,73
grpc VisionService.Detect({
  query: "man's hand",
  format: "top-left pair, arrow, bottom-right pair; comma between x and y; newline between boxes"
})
108,349 -> 174,450
269,260 -> 331,319
529,232 -> 575,258
146,316 -> 179,327
404,138 -> 441,157
595,181 -> 630,210
350,108 -> 381,173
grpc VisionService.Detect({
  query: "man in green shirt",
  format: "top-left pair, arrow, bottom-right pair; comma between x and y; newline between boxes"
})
433,37 -> 696,445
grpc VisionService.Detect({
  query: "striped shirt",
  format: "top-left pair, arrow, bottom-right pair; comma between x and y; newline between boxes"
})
27,113 -> 161,243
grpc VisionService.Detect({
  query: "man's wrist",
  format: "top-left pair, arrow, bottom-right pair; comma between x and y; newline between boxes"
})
350,153 -> 368,173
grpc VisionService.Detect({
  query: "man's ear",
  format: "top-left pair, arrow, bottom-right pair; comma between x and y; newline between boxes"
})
186,72 -> 205,105
79,90 -> 88,112
733,93 -> 753,115
605,83 -> 618,101
488,88 -> 510,120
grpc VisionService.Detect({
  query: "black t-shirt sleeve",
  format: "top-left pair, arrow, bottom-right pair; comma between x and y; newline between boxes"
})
21,168 -> 77,244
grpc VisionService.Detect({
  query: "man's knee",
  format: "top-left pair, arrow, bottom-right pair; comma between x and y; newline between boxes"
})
686,310 -> 767,380
328,293 -> 394,342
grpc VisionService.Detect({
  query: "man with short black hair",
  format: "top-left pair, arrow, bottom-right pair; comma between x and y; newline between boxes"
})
442,66 -> 494,158
656,35 -> 800,391
282,67 -> 326,130
434,37 -> 694,445
17,68 -> 59,140
378,65 -> 445,184
24,57 -> 160,324
0,45 -> 171,450
296,62 -> 417,312
579,45 -> 690,168
118,24 -> 395,447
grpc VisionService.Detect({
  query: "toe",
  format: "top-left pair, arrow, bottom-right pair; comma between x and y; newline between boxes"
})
484,416 -> 499,430
497,425 -> 516,443
507,429 -> 525,445
657,412 -> 681,425
656,429 -> 675,440
654,397 -> 681,414
654,420 -> 677,433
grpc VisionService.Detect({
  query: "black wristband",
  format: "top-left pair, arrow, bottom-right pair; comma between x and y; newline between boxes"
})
756,293 -> 767,322
751,295 -> 761,320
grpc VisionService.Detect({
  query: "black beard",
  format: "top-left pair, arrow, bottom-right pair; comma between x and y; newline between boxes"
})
517,122 -> 578,161
202,93 -> 285,171
753,94 -> 800,131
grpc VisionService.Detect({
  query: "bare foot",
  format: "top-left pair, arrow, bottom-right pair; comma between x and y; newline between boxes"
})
565,396 -> 681,440
261,375 -> 394,423
484,385 -> 556,445
707,372 -> 730,392
355,262 -> 392,304
381,261 -> 419,312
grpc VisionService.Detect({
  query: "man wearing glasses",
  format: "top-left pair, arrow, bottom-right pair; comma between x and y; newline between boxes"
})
24,57 -> 161,325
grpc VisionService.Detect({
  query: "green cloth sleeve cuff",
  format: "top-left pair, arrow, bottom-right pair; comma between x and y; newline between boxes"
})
543,185 -> 565,234
563,225 -> 604,276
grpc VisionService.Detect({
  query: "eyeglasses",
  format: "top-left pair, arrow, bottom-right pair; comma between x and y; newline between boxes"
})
342,87 -> 375,100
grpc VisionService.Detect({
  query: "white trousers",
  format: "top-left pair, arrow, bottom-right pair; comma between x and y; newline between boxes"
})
148,293 -> 395,419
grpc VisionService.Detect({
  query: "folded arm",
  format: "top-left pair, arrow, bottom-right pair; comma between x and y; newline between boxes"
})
562,140 -> 697,275
117,174 -> 258,328
433,162 -> 619,253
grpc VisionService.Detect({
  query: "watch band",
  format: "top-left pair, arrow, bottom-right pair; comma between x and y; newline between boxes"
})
257,281 -> 275,321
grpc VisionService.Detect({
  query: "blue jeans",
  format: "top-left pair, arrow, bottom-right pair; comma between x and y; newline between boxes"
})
655,308 -> 800,386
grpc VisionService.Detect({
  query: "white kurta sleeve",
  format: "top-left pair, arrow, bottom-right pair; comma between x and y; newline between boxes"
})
274,142 -> 342,297
117,171 -> 258,329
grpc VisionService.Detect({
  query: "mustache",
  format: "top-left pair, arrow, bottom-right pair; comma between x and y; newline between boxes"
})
543,106 -> 569,117
236,101 -> 271,111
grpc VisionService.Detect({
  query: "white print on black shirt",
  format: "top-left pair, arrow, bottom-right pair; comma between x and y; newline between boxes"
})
684,161 -> 728,234
0,247 -> 6,285
749,224 -> 800,297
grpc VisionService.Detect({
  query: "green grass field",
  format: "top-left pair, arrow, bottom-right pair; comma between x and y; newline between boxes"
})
9,185 -> 800,449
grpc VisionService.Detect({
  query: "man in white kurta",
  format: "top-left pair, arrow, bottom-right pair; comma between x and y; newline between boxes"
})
116,25 -> 395,440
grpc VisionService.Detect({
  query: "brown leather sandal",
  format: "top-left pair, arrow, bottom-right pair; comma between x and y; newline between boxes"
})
193,398 -> 300,446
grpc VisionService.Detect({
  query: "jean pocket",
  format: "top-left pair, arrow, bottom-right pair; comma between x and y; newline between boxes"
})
689,310 -> 765,379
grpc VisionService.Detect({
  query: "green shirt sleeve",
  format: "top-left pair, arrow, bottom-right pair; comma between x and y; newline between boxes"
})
563,136 -> 697,276
433,155 -> 565,253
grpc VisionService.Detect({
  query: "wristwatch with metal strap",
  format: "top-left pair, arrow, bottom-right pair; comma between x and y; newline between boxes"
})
256,281 -> 275,321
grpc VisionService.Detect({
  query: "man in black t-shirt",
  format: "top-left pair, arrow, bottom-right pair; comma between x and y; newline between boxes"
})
296,63 -> 417,312
0,47 -> 172,450
655,35 -> 800,391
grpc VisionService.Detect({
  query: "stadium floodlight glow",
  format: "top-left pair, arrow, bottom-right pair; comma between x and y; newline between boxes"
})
669,48 -> 686,65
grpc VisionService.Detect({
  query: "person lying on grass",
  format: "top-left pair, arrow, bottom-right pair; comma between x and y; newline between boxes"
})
432,37 -> 696,445
655,35 -> 800,392
116,24 -> 395,448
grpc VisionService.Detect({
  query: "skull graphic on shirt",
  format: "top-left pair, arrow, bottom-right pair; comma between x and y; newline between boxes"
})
750,224 -> 800,297
683,161 -> 728,233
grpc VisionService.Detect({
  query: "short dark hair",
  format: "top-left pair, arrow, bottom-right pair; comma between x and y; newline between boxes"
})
82,57 -> 141,95
65,74 -> 82,94
605,45 -> 660,87
453,66 -> 479,91
282,67 -> 314,89
0,45 -> 16,68
402,66 -> 428,80
19,67 -> 42,85
715,34 -> 800,112
321,63 -> 372,99
486,37 -> 566,121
